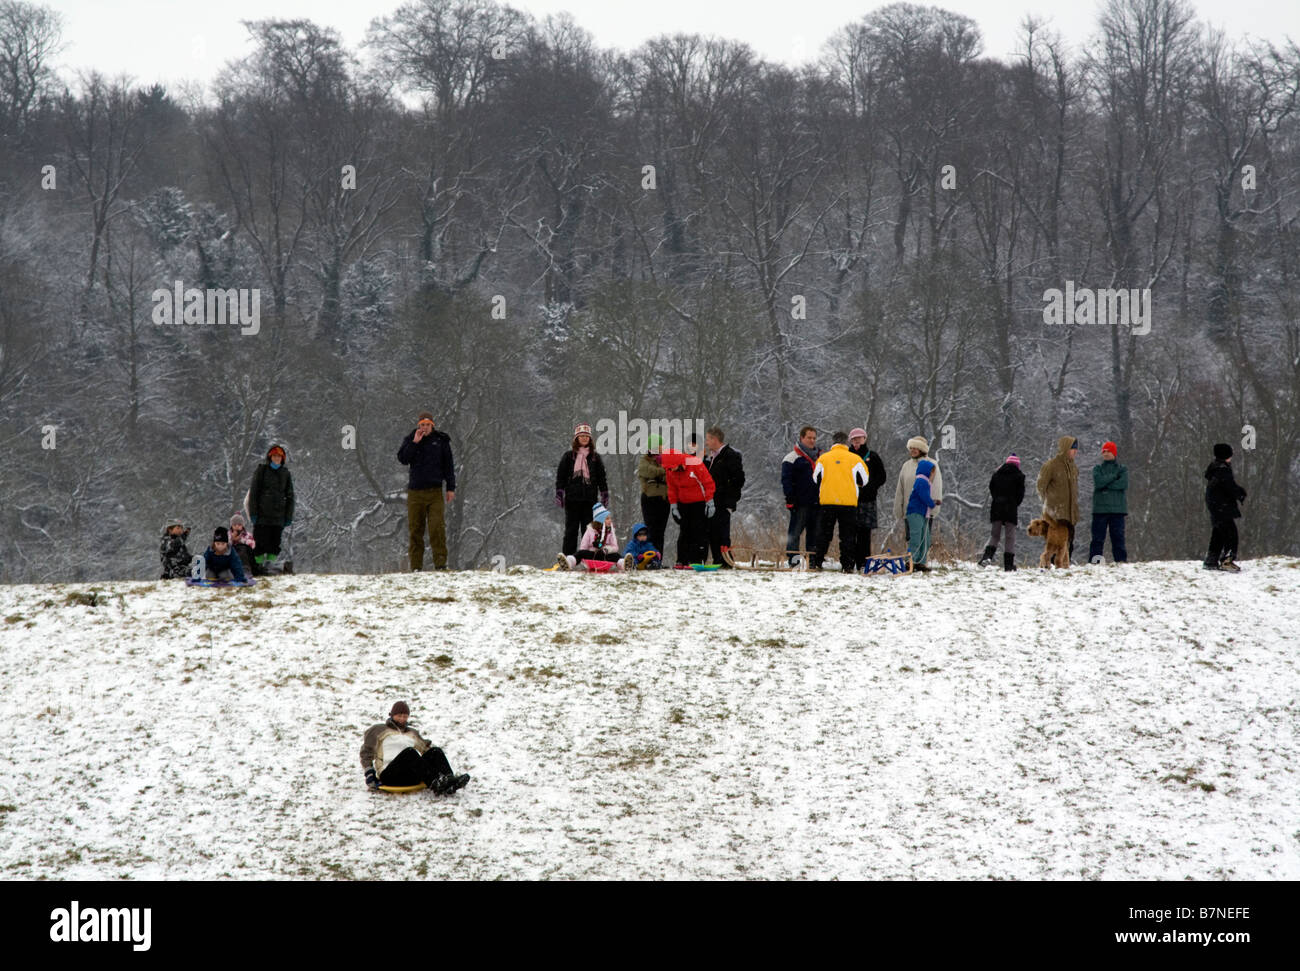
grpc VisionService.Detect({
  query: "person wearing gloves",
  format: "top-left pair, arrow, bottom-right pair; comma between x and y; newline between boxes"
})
703,427 -> 745,567
398,412 -> 456,571
555,422 -> 609,559
1089,441 -> 1129,564
360,701 -> 470,794
663,449 -> 716,567
811,431 -> 870,572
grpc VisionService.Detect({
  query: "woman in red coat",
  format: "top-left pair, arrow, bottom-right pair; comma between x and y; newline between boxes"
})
663,450 -> 715,567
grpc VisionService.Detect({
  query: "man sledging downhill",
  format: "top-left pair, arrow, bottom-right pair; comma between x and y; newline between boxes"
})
360,702 -> 470,794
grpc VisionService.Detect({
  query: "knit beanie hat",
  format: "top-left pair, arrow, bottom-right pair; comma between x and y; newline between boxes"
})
1102,441 -> 1117,457
647,433 -> 663,452
230,513 -> 246,530
1214,443 -> 1233,461
849,428 -> 867,441
390,701 -> 409,717
907,436 -> 929,453
213,526 -> 229,543
1006,454 -> 1020,467
916,459 -> 935,478
591,502 -> 610,524
574,422 -> 593,438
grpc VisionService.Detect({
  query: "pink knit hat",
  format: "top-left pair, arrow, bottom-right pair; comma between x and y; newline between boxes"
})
1006,454 -> 1020,466
849,428 -> 867,440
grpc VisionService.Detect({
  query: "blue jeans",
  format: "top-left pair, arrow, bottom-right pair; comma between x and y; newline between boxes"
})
786,505 -> 820,562
1088,513 -> 1127,562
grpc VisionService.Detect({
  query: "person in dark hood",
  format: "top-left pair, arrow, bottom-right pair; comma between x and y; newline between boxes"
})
980,455 -> 1025,571
248,443 -> 295,575
1203,443 -> 1247,571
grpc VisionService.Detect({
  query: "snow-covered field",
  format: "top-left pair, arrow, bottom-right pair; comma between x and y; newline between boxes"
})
2,559 -> 1297,880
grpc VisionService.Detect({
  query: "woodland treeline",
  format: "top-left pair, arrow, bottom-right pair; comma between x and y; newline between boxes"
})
1,0 -> 1297,579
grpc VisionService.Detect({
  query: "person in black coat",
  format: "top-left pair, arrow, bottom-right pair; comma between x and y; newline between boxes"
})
1203,443 -> 1247,571
555,422 -> 609,558
398,411 -> 457,570
703,426 -> 745,567
981,455 -> 1026,571
248,443 -> 295,574
848,429 -> 886,570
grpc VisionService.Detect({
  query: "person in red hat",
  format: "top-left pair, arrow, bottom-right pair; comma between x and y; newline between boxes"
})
360,701 -> 469,794
1088,441 -> 1129,564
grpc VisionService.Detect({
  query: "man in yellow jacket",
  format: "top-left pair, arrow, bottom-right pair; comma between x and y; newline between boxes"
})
811,431 -> 870,571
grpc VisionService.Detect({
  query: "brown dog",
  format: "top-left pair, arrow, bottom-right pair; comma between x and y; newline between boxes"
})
1027,516 -> 1071,568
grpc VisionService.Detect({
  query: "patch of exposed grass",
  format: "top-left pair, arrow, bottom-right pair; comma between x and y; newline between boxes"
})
5,615 -> 22,623
668,707 -> 686,725
432,654 -> 454,668
63,591 -> 103,607
521,665 -> 563,680
592,632 -> 623,645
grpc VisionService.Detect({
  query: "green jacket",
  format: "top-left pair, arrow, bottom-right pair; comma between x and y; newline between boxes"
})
637,453 -> 668,499
1091,459 -> 1128,515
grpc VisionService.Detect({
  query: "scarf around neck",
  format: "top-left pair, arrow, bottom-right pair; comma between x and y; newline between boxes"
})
574,446 -> 592,480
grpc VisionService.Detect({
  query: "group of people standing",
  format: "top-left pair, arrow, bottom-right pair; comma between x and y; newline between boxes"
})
163,412 -> 1248,579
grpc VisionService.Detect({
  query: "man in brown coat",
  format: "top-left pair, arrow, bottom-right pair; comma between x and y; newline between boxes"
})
1036,436 -> 1080,562
360,701 -> 470,794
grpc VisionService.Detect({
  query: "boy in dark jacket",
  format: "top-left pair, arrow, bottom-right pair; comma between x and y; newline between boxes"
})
398,412 -> 456,570
1089,441 -> 1129,564
203,527 -> 248,582
248,443 -> 295,575
1203,443 -> 1247,571
980,455 -> 1025,571
623,522 -> 661,569
160,519 -> 191,579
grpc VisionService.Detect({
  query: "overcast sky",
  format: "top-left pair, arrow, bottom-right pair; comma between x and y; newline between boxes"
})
47,0 -> 1299,92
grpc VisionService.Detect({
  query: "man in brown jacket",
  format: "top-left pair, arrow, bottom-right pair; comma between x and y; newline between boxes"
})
360,701 -> 470,794
1036,436 -> 1080,562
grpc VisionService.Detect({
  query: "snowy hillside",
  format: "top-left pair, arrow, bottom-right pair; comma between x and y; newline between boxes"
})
2,560 -> 1298,880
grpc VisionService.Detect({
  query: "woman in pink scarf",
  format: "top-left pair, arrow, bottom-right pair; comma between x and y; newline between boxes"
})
555,422 -> 610,558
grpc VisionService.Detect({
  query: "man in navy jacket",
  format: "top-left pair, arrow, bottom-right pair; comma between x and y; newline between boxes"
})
398,411 -> 457,570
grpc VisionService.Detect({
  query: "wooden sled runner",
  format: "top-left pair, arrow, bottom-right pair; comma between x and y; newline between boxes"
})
721,546 -> 912,575
721,547 -> 812,571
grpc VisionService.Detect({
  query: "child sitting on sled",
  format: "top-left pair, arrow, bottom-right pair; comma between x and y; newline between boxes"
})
228,513 -> 256,576
556,503 -> 628,570
160,518 -> 191,579
623,522 -> 662,569
202,526 -> 249,582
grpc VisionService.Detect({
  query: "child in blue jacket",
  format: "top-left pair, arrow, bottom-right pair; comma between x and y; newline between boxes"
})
906,459 -> 937,573
623,522 -> 662,569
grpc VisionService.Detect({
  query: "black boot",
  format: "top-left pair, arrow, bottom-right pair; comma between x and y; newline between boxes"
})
1003,552 -> 1016,572
978,545 -> 996,567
